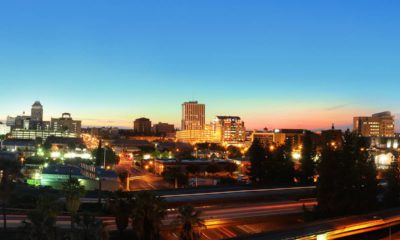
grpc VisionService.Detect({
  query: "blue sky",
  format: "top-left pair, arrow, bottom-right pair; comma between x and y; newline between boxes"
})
0,1 -> 399,130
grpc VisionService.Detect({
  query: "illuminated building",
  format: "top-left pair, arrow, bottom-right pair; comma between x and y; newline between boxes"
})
251,129 -> 306,147
176,124 -> 220,144
133,117 -> 152,134
321,124 -> 343,148
2,139 -> 36,157
212,116 -> 246,145
181,101 -> 205,130
51,113 -> 82,135
353,111 -> 395,137
10,129 -> 77,141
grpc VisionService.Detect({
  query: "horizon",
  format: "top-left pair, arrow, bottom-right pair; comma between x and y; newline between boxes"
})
1,99 -> 398,132
1,1 -> 400,131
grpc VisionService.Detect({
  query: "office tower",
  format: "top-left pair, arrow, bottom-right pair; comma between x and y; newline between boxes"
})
134,117 -> 152,134
31,101 -> 43,122
353,111 -> 395,137
181,101 -> 205,130
51,113 -> 82,135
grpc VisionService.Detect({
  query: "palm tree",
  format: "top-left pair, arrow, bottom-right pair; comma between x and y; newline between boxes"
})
131,191 -> 166,240
75,212 -> 108,240
0,157 -> 21,231
22,196 -> 60,240
107,191 -> 132,237
177,205 -> 205,240
62,176 -> 85,239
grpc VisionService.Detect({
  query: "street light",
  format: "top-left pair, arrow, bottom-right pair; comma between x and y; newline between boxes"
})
103,143 -> 108,169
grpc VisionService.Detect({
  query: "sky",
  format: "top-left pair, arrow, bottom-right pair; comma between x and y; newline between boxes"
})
0,1 -> 400,130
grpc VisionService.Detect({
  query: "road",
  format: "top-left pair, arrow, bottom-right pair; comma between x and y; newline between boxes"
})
128,166 -> 169,190
232,207 -> 400,240
0,199 -> 315,239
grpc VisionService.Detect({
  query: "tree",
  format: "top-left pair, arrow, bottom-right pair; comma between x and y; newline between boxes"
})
108,191 -> 132,236
0,157 -> 21,231
316,130 -> 377,217
131,191 -> 166,240
247,139 -> 267,184
299,131 -> 316,184
383,160 -> 400,207
226,146 -> 242,159
224,162 -> 238,176
176,205 -> 205,240
94,146 -> 119,167
22,195 -> 60,240
268,143 -> 294,184
75,212 -> 108,240
62,177 -> 85,238
205,163 -> 220,176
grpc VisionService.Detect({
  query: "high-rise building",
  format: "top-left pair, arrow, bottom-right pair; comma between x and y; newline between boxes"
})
181,101 -> 205,130
133,117 -> 152,134
51,113 -> 82,135
31,101 -> 43,122
353,111 -> 395,137
212,116 -> 246,144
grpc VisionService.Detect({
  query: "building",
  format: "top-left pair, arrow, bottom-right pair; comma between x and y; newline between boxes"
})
10,129 -> 77,141
51,113 -> 82,135
133,117 -> 152,134
353,111 -> 395,137
212,116 -> 246,145
176,124 -> 220,144
251,129 -> 306,148
31,101 -> 43,122
152,122 -> 175,136
181,101 -> 205,130
0,122 -> 11,135
6,116 -> 16,127
321,124 -> 343,148
2,139 -> 36,157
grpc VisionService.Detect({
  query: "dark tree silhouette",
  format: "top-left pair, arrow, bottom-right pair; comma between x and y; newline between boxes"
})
299,131 -> 316,184
177,205 -> 205,240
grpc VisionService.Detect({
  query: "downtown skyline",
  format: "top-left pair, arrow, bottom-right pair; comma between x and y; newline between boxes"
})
1,1 -> 400,130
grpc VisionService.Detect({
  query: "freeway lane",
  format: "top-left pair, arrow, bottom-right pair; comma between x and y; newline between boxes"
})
232,207 -> 400,240
0,199 -> 315,233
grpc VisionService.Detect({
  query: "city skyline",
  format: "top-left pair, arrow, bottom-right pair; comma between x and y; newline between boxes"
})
1,1 -> 400,130
1,99 -> 399,132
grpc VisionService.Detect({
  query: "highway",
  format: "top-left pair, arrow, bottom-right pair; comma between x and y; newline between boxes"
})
232,208 -> 400,240
0,199 -> 315,239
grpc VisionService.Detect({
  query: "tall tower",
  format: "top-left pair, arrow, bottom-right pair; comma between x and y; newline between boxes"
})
181,101 -> 205,130
31,101 -> 43,122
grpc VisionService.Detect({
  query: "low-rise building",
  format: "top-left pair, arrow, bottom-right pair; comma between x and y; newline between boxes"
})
10,129 -> 77,141
2,139 -> 36,157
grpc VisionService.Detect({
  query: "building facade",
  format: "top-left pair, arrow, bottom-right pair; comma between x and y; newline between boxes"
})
181,101 -> 205,130
134,117 -> 152,134
31,101 -> 43,122
152,122 -> 175,135
51,113 -> 82,135
212,116 -> 246,145
353,111 -> 395,137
